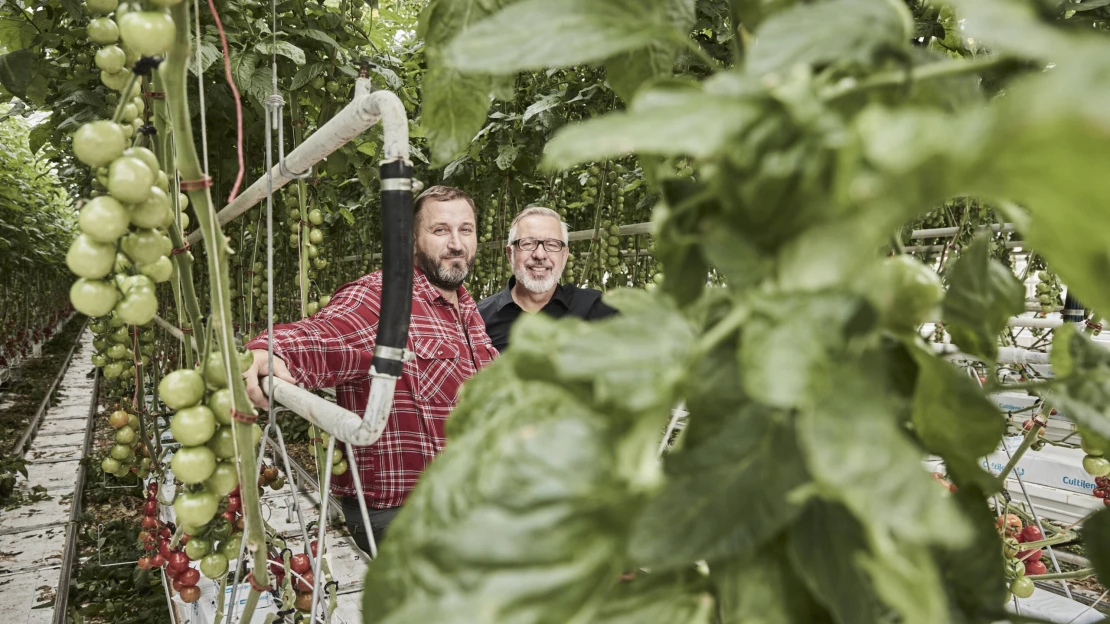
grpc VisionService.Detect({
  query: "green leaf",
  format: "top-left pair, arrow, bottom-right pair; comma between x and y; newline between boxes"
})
729,0 -> 797,31
522,92 -> 563,122
787,500 -> 886,624
858,534 -> 949,624
361,376 -> 636,624
738,293 -> 870,409
445,0 -> 694,74
0,19 -> 37,51
969,60 -> 1110,321
290,62 -> 328,91
605,43 -> 679,104
935,484 -> 1009,619
542,82 -> 763,170
421,65 -> 492,166
941,235 -> 1024,362
909,343 -> 1005,464
248,65 -> 275,107
797,364 -> 972,547
747,0 -> 913,76
539,291 -> 696,414
27,122 -> 50,155
0,49 -> 35,99
338,208 -> 355,225
1046,324 -> 1110,440
494,143 -> 519,170
715,537 -> 831,624
629,404 -> 810,567
1081,508 -> 1110,591
300,29 -> 343,52
189,42 -> 223,76
592,569 -> 713,624
230,51 -> 258,95
255,40 -> 306,65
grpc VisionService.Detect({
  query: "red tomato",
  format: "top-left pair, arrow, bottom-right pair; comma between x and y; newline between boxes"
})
137,556 -> 153,570
158,540 -> 171,559
179,568 -> 200,587
1018,548 -> 1043,562
150,554 -> 166,568
290,554 -> 311,575
169,551 -> 190,572
1020,525 -> 1044,543
295,571 -> 315,593
1025,560 -> 1047,576
141,516 -> 159,530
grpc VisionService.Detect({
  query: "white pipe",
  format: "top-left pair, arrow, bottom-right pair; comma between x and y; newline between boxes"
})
908,223 -> 1014,240
932,343 -> 1052,365
187,82 -> 410,245
263,376 -> 393,446
905,240 -> 1025,253
1008,317 -> 1067,329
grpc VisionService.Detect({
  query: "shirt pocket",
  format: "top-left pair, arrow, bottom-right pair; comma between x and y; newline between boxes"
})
411,338 -> 465,406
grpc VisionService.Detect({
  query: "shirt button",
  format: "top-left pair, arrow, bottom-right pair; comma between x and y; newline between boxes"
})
437,350 -> 442,356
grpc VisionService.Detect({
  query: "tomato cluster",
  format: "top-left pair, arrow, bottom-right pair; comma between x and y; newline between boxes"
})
100,407 -> 152,478
266,539 -> 323,614
997,513 -> 1049,598
318,433 -> 349,477
1092,476 -> 1110,505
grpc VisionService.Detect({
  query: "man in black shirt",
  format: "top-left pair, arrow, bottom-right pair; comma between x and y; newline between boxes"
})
478,207 -> 617,351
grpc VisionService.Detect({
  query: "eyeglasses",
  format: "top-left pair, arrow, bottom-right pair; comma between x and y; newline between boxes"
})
511,238 -> 567,252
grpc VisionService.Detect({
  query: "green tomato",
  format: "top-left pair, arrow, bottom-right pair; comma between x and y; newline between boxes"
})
139,255 -> 174,283
309,229 -> 323,244
199,552 -> 229,579
119,273 -> 155,296
867,255 -> 944,333
121,228 -> 167,265
1083,455 -> 1110,477
70,278 -> 119,317
206,388 -> 233,425
204,461 -> 239,497
308,209 -> 324,225
206,426 -> 235,459
118,12 -> 176,56
116,289 -> 157,326
219,534 -> 242,560
87,0 -> 119,13
1081,430 -> 1108,457
119,103 -> 138,124
171,445 -> 217,484
331,459 -> 348,476
79,195 -> 130,243
318,295 -> 331,307
184,537 -> 212,560
87,17 -> 120,45
103,361 -> 124,379
107,343 -> 129,360
310,76 -> 326,90
174,489 -> 219,528
101,456 -> 122,473
95,45 -> 127,73
171,405 -> 217,446
122,147 -> 161,177
128,413 -> 139,429
1010,576 -> 1035,599
67,234 -> 117,279
110,443 -> 131,460
159,369 -> 205,409
115,425 -> 136,445
305,302 -> 319,316
100,69 -> 130,91
108,156 -> 155,204
73,121 -> 126,168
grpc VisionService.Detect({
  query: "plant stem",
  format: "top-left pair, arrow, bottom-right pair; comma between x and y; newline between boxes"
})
1027,567 -> 1095,582
164,3 -> 269,615
821,55 -> 1009,102
996,422 -> 1044,486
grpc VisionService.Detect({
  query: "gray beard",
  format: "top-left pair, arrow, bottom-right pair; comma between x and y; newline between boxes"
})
415,247 -> 473,291
513,262 -> 563,294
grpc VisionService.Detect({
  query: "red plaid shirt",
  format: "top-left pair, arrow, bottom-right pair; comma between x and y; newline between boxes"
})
245,268 -> 497,508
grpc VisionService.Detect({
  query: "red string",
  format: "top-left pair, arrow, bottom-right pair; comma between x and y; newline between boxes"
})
171,241 -> 191,255
178,177 -> 212,191
245,572 -> 269,592
132,327 -> 140,408
231,408 -> 258,424
205,0 -> 245,202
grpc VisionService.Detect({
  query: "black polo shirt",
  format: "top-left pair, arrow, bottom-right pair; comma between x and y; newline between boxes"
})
477,277 -> 618,352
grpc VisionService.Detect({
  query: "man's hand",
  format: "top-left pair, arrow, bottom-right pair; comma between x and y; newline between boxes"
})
244,350 -> 297,410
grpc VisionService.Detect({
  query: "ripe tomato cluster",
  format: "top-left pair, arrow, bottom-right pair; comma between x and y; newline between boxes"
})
267,540 -> 323,614
997,513 -> 1048,599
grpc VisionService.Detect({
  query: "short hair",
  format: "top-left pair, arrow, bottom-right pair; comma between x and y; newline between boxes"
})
507,206 -> 569,245
413,185 -> 476,225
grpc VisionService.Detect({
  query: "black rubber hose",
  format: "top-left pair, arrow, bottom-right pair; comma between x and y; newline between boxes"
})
372,160 -> 414,377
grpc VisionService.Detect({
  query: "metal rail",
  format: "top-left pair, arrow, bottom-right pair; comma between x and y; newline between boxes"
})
51,366 -> 99,624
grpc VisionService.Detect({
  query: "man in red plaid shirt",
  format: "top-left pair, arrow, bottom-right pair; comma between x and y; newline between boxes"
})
242,186 -> 498,552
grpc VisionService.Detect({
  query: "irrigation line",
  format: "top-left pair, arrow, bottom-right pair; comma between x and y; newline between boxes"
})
9,318 -> 88,457
50,366 -> 99,624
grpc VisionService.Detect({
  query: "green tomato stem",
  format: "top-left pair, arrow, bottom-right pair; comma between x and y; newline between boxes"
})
111,73 -> 140,124
164,3 -> 269,618
821,55 -> 1009,102
996,421 -> 1044,487
1027,567 -> 1095,581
